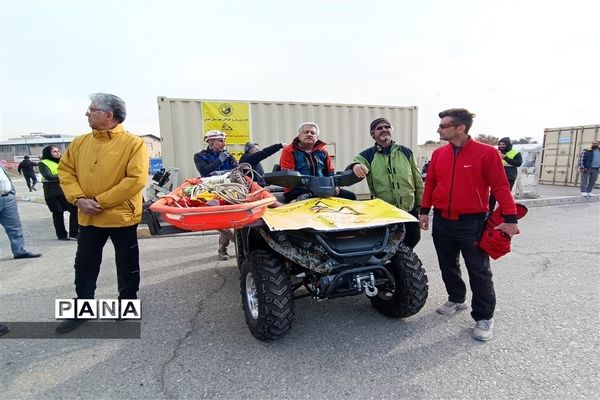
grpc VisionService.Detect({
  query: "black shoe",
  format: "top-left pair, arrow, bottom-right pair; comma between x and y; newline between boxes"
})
32,187 -> 37,191
14,252 -> 42,259
58,237 -> 71,241
56,319 -> 86,334
0,323 -> 9,336
69,233 -> 78,239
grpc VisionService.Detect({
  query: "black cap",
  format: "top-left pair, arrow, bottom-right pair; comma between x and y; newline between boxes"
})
244,142 -> 258,154
370,118 -> 391,132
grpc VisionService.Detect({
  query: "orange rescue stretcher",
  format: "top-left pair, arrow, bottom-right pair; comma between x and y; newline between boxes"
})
149,177 -> 276,231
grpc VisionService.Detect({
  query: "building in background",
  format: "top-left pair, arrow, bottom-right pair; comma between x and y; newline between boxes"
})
1,132 -> 161,170
140,134 -> 161,158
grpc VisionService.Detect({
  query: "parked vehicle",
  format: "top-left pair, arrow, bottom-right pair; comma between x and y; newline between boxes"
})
235,170 -> 429,340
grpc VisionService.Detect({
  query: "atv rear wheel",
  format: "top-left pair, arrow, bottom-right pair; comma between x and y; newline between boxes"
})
370,244 -> 428,318
240,250 -> 295,340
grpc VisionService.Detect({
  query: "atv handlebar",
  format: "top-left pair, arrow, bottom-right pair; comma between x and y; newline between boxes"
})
263,170 -> 363,198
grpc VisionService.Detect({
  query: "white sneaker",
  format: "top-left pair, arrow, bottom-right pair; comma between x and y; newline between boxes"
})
581,192 -> 588,197
472,318 -> 494,341
436,301 -> 468,315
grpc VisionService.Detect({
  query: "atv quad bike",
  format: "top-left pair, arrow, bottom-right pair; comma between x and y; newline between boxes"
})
236,170 -> 428,341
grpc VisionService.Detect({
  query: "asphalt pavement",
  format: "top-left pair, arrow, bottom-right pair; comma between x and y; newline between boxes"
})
1,176 -> 599,399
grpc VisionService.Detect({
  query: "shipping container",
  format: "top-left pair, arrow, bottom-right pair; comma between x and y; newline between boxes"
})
540,124 -> 600,186
157,97 -> 418,196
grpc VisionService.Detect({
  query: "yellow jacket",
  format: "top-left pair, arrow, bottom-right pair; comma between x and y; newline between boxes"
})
59,124 -> 149,227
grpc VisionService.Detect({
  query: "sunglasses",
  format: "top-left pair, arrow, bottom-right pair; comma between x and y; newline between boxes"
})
438,123 -> 463,129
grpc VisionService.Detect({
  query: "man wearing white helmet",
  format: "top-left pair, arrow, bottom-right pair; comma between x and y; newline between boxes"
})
194,130 -> 238,176
193,130 -> 238,259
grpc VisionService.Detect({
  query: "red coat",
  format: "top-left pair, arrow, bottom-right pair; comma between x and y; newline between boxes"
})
421,137 -> 517,221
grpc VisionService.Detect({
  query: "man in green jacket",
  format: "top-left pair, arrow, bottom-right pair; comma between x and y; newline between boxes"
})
349,118 -> 424,248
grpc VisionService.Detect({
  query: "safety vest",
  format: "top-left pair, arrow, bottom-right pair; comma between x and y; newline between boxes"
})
502,149 -> 519,167
39,159 -> 59,182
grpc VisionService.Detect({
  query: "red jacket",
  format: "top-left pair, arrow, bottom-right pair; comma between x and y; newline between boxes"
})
279,138 -> 334,194
421,137 -> 517,221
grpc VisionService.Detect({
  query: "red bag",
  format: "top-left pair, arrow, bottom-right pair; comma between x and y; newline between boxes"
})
479,204 -> 528,260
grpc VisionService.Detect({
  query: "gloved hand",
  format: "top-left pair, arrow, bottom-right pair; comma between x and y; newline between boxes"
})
218,151 -> 229,162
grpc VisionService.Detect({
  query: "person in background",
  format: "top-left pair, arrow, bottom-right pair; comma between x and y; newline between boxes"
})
0,164 -> 42,259
39,145 -> 79,240
239,142 -> 285,186
419,108 -> 519,342
193,130 -> 237,260
349,117 -> 423,248
56,93 -> 149,334
421,161 -> 430,182
17,155 -> 38,192
578,139 -> 600,197
489,137 -> 522,211
279,122 -> 356,203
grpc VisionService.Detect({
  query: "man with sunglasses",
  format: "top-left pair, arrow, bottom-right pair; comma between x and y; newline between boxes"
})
193,130 -> 238,260
349,117 -> 423,248
419,108 -> 519,342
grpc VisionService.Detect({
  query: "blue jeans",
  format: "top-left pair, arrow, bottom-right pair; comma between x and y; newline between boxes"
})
580,168 -> 599,193
0,194 -> 28,256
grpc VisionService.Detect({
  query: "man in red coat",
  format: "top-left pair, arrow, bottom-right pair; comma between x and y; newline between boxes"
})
419,108 -> 519,342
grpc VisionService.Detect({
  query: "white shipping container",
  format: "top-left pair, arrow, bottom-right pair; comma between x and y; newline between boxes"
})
157,97 -> 418,196
540,124 -> 600,186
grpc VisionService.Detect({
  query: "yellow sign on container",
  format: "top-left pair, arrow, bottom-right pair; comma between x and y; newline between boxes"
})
201,102 -> 250,145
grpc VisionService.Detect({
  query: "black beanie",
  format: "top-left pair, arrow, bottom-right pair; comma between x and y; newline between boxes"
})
499,137 -> 512,152
370,118 -> 391,132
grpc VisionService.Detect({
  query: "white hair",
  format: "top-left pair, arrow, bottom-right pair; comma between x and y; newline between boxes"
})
297,122 -> 320,135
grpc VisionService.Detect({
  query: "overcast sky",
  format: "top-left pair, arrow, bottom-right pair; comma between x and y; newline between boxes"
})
1,0 -> 598,143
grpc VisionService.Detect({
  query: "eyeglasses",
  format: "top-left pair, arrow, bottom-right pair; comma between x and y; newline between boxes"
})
438,123 -> 463,129
375,125 -> 392,131
87,107 -> 108,114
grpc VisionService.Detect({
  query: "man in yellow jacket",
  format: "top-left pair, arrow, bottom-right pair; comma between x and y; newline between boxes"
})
56,93 -> 149,334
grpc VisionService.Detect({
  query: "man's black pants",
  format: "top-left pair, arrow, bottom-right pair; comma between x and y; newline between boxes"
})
403,209 -> 421,249
432,215 -> 495,321
74,224 -> 140,299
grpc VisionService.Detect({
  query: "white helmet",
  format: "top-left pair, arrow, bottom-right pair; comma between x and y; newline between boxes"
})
203,130 -> 226,142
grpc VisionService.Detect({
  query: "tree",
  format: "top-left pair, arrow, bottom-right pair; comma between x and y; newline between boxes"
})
474,134 -> 499,145
514,137 -> 538,144
424,140 -> 440,145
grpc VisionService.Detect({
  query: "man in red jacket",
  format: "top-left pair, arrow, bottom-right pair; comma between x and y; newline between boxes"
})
419,108 -> 519,342
279,122 -> 356,202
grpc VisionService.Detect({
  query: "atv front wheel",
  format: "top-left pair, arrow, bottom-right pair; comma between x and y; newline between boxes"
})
240,250 -> 295,340
371,244 -> 428,318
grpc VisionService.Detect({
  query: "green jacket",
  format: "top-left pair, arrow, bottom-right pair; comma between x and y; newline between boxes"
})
352,143 -> 423,212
